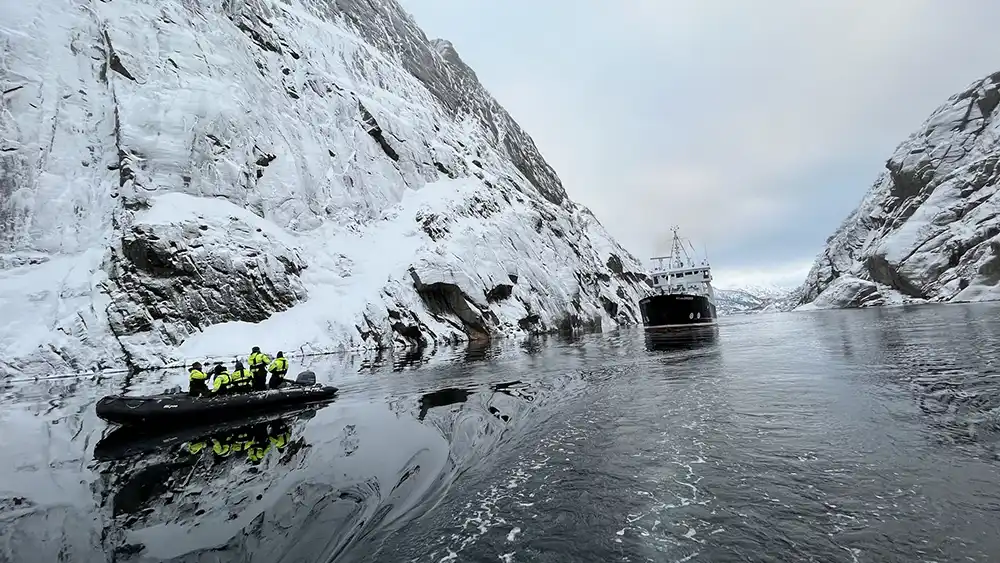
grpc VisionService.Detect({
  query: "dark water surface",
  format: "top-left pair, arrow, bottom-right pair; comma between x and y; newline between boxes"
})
3,304 -> 1000,562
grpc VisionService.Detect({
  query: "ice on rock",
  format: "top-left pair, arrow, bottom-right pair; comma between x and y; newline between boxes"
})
796,70 -> 1000,310
0,0 -> 649,376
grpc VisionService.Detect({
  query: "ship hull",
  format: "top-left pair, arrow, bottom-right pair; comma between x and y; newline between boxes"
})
639,293 -> 717,328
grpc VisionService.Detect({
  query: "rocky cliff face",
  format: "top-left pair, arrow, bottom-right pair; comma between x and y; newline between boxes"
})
797,70 -> 1000,310
0,0 -> 649,376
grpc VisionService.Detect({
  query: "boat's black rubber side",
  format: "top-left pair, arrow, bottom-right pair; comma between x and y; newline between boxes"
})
639,293 -> 717,328
95,384 -> 338,427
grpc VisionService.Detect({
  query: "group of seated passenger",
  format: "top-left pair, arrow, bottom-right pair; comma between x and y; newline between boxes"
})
186,346 -> 290,396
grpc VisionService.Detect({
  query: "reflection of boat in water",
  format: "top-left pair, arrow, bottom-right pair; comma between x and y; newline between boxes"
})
106,416 -> 302,517
94,405 -> 319,462
640,226 -> 718,329
95,371 -> 338,428
644,325 -> 719,352
93,408 -> 314,558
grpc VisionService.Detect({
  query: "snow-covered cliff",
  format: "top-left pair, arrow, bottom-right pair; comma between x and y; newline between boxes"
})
797,70 -> 1000,310
0,0 -> 649,376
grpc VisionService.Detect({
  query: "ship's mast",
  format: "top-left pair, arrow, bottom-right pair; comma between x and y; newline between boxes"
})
668,226 -> 692,269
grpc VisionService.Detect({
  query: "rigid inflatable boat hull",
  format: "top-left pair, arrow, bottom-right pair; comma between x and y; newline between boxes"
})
95,384 -> 338,427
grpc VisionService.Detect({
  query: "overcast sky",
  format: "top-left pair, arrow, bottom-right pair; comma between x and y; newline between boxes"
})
398,0 -> 1000,288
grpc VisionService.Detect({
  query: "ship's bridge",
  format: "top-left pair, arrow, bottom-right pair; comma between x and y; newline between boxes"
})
649,262 -> 712,288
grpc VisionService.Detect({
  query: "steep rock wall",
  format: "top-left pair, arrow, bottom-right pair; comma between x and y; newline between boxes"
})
0,0 -> 648,375
798,70 -> 1000,310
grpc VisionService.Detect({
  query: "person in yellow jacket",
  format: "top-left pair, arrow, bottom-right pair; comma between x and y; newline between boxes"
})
230,360 -> 254,392
248,346 -> 271,391
211,363 -> 234,394
211,361 -> 251,394
188,362 -> 209,396
267,351 -> 289,389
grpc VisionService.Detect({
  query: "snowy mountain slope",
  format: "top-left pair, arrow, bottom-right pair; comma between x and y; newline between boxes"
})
714,285 -> 794,316
0,0 -> 649,376
797,70 -> 1000,310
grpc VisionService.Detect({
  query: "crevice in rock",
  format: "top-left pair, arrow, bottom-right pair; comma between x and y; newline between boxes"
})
864,253 -> 926,298
606,254 -> 624,276
977,86 -> 1000,119
433,161 -> 454,177
885,157 -> 933,204
234,19 -> 281,53
102,30 -> 136,81
517,314 -> 540,331
410,269 -> 491,340
485,284 -> 513,302
358,101 -> 399,161
957,96 -> 977,132
103,301 -> 140,374
391,321 -> 425,345
556,313 -> 601,335
976,241 -> 1000,286
600,295 -> 618,317
255,151 -> 276,167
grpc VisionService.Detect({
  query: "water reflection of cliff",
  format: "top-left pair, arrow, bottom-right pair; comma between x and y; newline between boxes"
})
809,306 -> 1000,454
88,398 -> 446,562
79,344 -> 542,562
3,337 -> 571,563
93,409 -> 315,560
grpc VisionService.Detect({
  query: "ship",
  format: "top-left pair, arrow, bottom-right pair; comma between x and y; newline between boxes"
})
639,226 -> 718,328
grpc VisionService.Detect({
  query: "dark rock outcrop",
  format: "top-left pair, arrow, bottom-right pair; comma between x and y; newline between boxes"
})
102,198 -> 307,361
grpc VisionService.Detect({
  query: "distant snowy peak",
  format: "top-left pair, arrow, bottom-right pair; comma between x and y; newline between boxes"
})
725,283 -> 795,299
0,0 -> 649,377
798,69 -> 1000,310
714,285 -> 794,316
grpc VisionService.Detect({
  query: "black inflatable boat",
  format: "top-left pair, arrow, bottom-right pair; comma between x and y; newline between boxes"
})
95,371 -> 338,427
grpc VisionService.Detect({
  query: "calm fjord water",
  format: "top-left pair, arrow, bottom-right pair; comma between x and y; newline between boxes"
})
3,303 -> 1000,562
